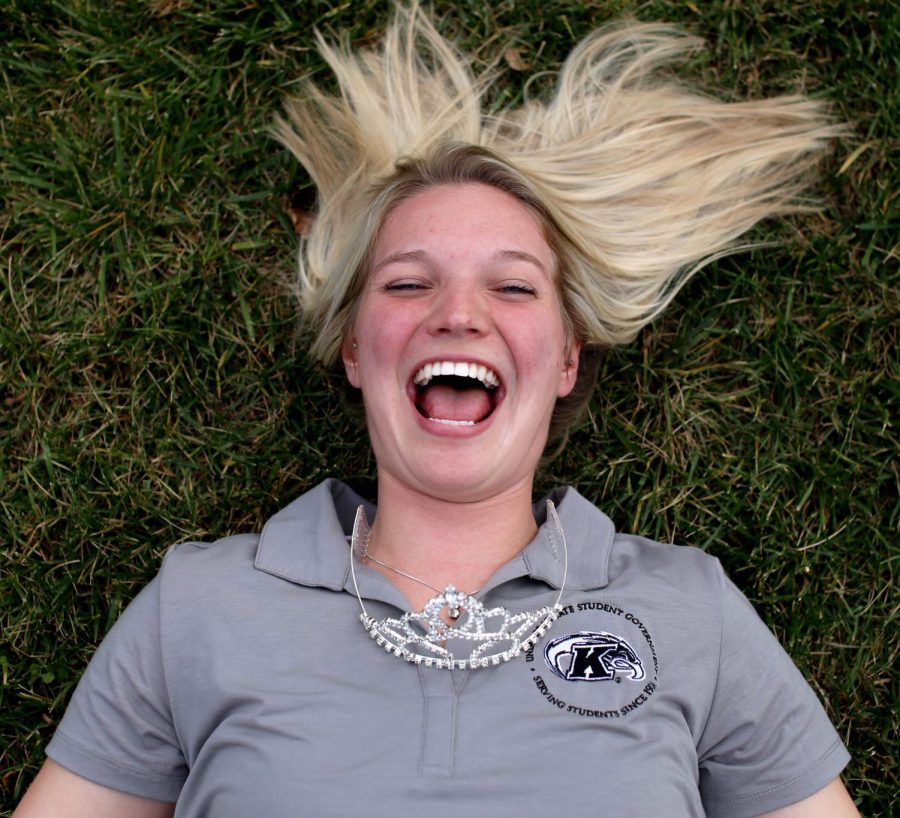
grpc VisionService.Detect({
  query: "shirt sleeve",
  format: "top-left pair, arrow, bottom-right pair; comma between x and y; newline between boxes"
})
697,570 -> 850,818
45,572 -> 187,802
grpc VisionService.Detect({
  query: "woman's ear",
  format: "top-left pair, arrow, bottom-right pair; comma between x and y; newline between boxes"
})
558,341 -> 582,398
341,337 -> 361,388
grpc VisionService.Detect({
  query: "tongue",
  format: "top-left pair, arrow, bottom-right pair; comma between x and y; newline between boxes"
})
420,384 -> 492,422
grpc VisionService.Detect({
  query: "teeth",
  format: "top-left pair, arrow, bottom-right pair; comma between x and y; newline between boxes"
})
428,417 -> 476,426
413,360 -> 500,389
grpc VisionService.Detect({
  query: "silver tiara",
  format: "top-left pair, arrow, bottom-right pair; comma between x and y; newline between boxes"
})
349,501 -> 567,670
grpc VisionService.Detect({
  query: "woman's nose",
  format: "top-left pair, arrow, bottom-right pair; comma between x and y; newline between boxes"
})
426,285 -> 488,337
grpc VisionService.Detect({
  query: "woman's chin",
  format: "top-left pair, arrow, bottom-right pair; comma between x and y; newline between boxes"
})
418,471 -> 525,503
390,447 -> 540,504
369,403 -> 547,501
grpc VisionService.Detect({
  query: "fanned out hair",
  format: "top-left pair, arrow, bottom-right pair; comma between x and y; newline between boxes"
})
275,2 -> 841,370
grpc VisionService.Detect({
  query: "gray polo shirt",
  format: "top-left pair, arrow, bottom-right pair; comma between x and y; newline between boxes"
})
46,479 -> 849,817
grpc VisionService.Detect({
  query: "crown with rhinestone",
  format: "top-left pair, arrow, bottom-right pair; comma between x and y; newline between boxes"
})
349,501 -> 567,670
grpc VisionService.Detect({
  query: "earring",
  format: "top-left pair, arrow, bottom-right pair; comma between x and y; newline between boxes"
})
352,342 -> 358,349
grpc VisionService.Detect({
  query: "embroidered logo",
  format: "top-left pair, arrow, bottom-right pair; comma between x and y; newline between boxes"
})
544,630 -> 645,682
523,603 -> 659,719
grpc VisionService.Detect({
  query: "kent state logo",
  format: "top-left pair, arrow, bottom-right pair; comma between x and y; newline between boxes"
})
544,631 -> 645,682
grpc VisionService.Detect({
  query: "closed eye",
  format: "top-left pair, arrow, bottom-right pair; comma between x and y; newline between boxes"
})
497,282 -> 536,296
384,279 -> 429,292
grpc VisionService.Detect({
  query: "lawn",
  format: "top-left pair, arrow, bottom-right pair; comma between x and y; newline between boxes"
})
1,0 -> 896,813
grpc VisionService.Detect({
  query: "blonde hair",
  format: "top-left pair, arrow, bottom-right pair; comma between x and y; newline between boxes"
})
274,3 -> 841,368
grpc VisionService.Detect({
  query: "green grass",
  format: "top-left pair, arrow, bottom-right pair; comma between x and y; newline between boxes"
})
1,0 -> 896,813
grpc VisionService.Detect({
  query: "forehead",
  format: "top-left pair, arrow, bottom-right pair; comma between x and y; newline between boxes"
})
373,183 -> 555,271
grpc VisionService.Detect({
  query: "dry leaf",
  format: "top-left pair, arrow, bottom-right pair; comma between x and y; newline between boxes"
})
504,47 -> 530,72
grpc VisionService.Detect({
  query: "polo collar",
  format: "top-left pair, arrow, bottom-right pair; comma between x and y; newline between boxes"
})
254,479 -> 612,594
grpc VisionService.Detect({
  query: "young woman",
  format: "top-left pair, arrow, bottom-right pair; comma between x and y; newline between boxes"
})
14,5 -> 859,817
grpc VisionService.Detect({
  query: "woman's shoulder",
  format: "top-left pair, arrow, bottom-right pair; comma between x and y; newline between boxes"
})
610,528 -> 725,592
558,485 -> 727,602
167,530 -> 260,559
158,478 -> 363,593
161,531 -> 261,583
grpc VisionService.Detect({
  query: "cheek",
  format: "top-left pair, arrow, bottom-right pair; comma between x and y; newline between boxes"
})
354,298 -> 391,348
351,302 -> 420,391
358,308 -> 412,355
518,311 -> 568,362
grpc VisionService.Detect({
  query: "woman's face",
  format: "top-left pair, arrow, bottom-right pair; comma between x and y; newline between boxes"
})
342,183 -> 579,503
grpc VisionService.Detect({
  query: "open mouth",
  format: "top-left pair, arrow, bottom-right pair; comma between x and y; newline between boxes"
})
412,361 -> 502,426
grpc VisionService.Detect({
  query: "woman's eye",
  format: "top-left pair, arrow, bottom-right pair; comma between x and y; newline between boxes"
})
384,280 -> 427,292
498,283 -> 536,296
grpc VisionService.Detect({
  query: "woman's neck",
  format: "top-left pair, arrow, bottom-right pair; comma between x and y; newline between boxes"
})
366,471 -> 539,611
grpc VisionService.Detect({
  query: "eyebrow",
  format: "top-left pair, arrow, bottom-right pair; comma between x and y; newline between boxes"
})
370,250 -> 428,274
494,249 -> 548,274
371,249 -> 548,275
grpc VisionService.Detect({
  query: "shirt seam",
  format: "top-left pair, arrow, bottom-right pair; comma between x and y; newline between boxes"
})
159,546 -> 189,761
50,730 -> 186,785
695,559 -> 727,751
706,739 -> 846,804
